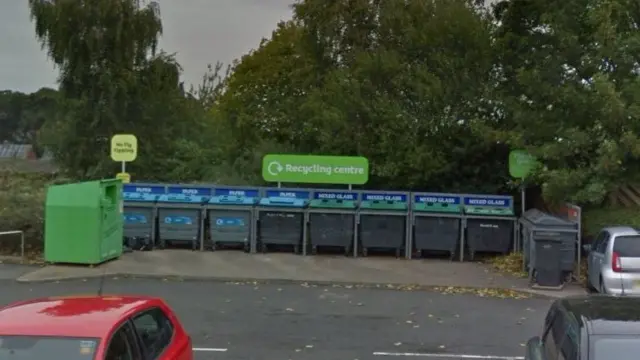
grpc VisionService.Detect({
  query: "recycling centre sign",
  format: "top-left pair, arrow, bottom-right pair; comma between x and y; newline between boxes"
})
262,154 -> 369,185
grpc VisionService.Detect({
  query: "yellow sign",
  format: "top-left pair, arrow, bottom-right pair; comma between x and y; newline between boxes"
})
110,134 -> 138,162
116,172 -> 131,183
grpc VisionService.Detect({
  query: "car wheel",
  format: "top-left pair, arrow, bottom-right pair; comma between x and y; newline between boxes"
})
599,277 -> 607,294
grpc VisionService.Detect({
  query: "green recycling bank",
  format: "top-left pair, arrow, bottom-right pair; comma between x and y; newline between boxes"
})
262,154 -> 368,184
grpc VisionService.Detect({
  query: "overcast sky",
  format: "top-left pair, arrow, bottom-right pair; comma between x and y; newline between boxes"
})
0,0 -> 294,93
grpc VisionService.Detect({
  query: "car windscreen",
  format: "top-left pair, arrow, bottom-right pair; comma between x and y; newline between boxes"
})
0,336 -> 99,360
594,337 -> 640,360
613,236 -> 640,257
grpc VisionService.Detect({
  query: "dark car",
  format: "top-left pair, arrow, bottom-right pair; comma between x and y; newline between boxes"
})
526,295 -> 640,360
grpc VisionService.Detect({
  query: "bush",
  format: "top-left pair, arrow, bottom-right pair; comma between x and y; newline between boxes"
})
0,170 -> 59,255
582,206 -> 640,237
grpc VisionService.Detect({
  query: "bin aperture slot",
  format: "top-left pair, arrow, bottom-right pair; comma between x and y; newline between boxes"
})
309,198 -> 357,209
103,184 -> 118,208
209,195 -> 257,205
259,197 -> 308,208
157,194 -> 206,204
124,192 -> 157,202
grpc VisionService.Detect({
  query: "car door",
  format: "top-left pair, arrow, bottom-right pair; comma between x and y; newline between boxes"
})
558,315 -> 579,360
542,307 -> 562,360
104,322 -> 142,360
131,307 -> 189,360
589,232 -> 605,284
593,232 -> 610,289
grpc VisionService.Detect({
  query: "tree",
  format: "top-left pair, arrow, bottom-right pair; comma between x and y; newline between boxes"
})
28,0 -> 173,177
213,0 -> 508,191
491,0 -> 640,204
295,0 -> 506,191
0,91 -> 27,142
0,88 -> 59,156
212,20 -> 318,183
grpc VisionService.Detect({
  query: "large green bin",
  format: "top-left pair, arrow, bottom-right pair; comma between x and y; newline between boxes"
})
44,179 -> 123,264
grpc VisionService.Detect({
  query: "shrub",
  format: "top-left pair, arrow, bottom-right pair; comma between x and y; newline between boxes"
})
0,170 -> 58,255
582,206 -> 640,237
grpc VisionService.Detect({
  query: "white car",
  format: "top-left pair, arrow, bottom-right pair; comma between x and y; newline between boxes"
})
586,226 -> 640,295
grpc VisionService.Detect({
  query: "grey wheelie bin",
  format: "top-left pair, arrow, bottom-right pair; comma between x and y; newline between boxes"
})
122,184 -> 166,250
206,187 -> 259,253
463,195 -> 516,260
357,191 -> 410,258
257,189 -> 310,254
307,190 -> 359,256
411,193 -> 463,261
157,185 -> 210,250
519,209 -> 579,288
531,238 -> 564,288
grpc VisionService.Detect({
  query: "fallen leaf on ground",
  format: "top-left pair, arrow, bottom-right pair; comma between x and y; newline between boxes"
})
485,253 -> 528,278
433,286 -> 531,299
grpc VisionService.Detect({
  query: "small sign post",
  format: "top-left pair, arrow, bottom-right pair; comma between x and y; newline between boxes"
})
111,134 -> 137,181
509,150 -> 538,216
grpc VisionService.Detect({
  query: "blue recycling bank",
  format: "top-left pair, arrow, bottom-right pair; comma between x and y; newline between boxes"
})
121,183 -> 516,261
206,187 -> 260,252
156,185 -> 210,250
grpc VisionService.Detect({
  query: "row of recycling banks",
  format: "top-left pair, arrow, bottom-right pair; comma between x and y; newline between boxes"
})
43,152 -> 584,289
121,183 -> 517,262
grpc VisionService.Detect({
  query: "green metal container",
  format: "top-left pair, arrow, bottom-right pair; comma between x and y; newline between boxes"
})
44,179 -> 123,264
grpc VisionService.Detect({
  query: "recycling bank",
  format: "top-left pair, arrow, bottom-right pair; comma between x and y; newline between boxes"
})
120,184 -> 524,260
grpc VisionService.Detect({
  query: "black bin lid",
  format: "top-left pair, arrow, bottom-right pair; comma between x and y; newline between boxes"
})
522,209 -> 576,228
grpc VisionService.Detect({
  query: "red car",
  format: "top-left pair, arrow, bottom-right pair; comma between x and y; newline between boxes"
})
0,295 -> 192,360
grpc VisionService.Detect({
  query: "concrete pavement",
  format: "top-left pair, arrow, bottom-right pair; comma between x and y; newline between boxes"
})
0,263 -> 36,280
0,277 -> 552,360
12,250 -> 586,298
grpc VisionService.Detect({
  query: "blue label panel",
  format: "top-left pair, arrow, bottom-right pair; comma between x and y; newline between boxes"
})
214,217 -> 245,227
167,186 -> 211,196
414,194 -> 460,204
463,196 -> 511,207
123,184 -> 165,194
362,193 -> 407,202
214,188 -> 259,197
163,216 -> 193,225
265,189 -> 310,199
313,191 -> 357,200
123,214 -> 147,224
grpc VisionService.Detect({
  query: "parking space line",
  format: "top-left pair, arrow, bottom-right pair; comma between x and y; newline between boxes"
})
373,352 -> 524,360
193,347 -> 228,352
